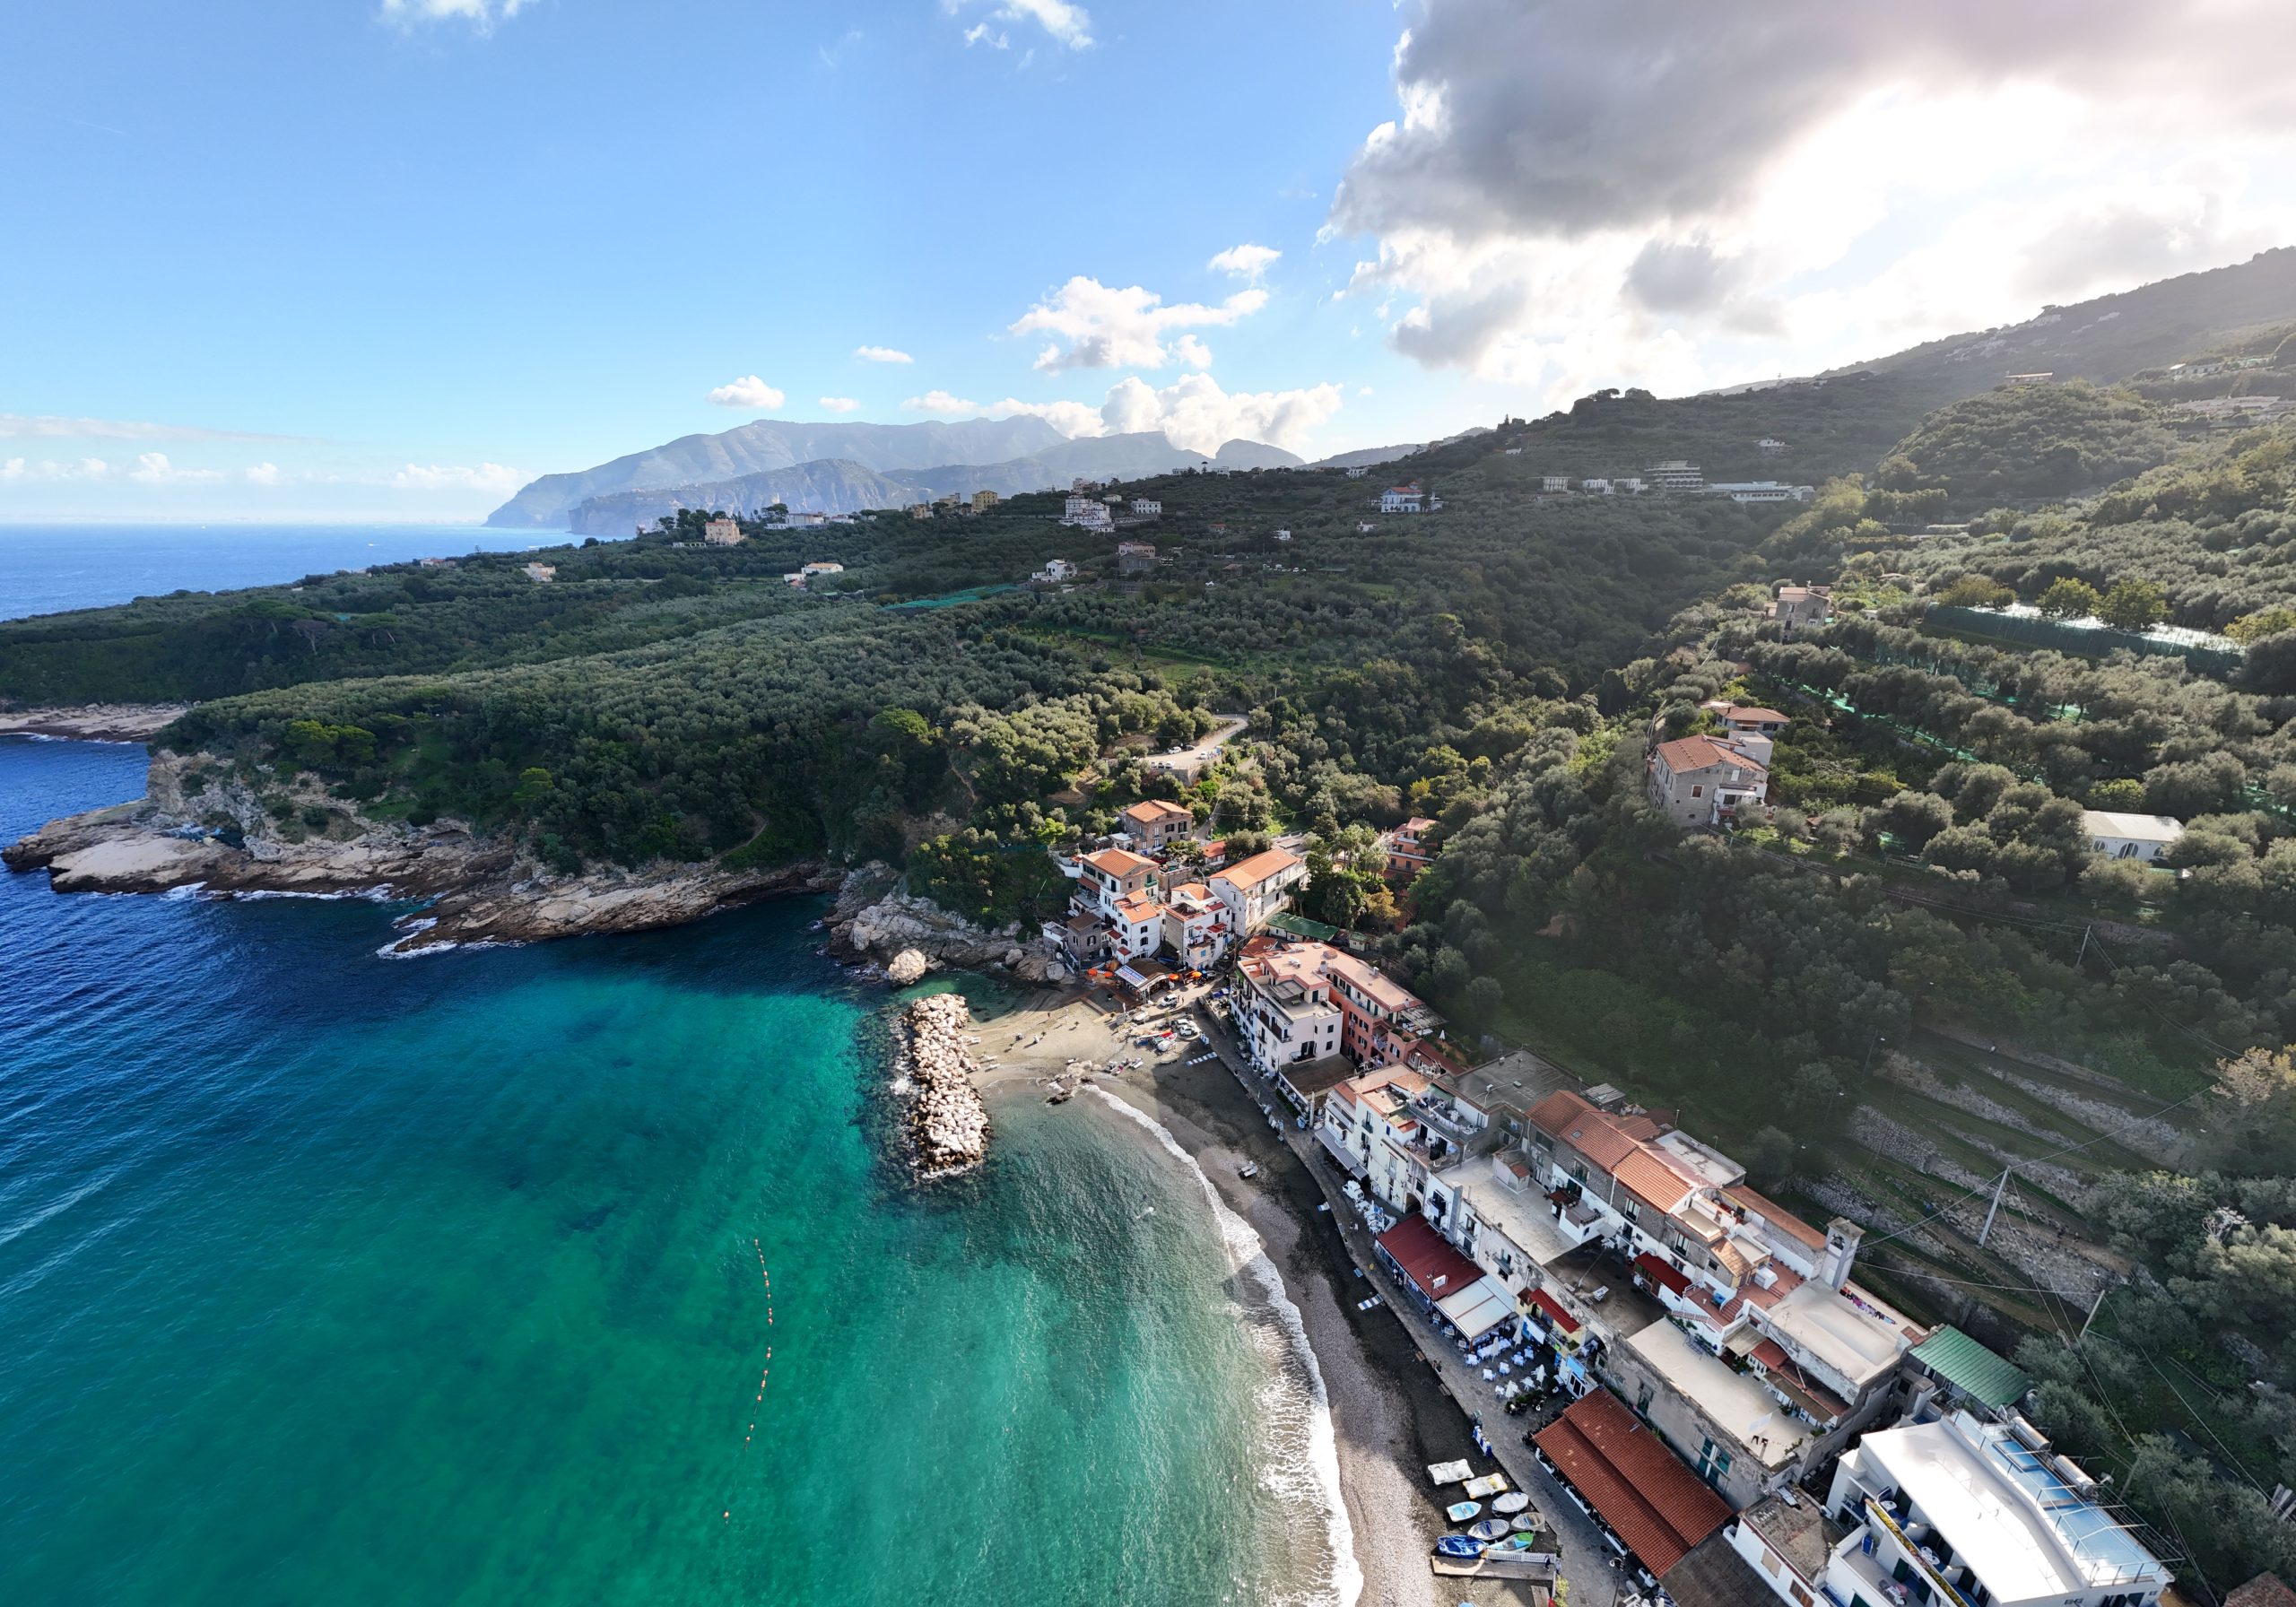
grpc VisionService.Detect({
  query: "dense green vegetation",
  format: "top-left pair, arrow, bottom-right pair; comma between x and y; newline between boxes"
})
1875,380 -> 2181,510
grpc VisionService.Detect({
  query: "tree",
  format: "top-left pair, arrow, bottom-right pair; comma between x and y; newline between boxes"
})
2096,578 -> 2169,631
2227,605 -> 2296,644
1935,573 -> 2013,609
2036,577 -> 2101,620
1740,1125 -> 1797,1187
2200,1045 -> 2296,1176
1866,789 -> 1952,851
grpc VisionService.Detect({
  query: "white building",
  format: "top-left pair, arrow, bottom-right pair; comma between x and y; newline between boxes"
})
1541,475 -> 1571,493
1159,881 -> 1233,970
1033,558 -> 1078,585
1614,475 -> 1646,493
1381,483 -> 1425,513
1648,459 -> 1705,493
1709,481 -> 1816,504
1581,477 -> 1613,494
1738,1412 -> 2170,1607
1130,498 -> 1162,517
799,560 -> 843,577
1318,1065 -> 1438,1211
2082,811 -> 2183,862
1062,496 -> 1113,531
1648,734 -> 1769,826
522,562 -> 557,583
1208,847 -> 1307,935
1756,437 -> 1787,455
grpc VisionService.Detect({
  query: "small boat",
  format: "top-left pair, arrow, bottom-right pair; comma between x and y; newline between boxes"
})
1491,1491 -> 1530,1515
1461,1473 -> 1510,1498
1511,1516 -> 1538,1533
1468,1518 -> 1510,1542
1444,1501 -> 1482,1523
1239,1162 -> 1259,1178
1433,1535 -> 1485,1559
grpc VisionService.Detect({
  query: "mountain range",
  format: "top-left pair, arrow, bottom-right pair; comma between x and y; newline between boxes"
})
489,420 -> 1303,529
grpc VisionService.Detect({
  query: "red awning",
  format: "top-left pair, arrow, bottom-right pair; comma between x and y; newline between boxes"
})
1634,1252 -> 1691,1297
1528,1289 -> 1580,1333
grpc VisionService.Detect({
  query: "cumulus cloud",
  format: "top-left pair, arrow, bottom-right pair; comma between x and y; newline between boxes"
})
901,389 -> 979,415
1329,0 -> 2296,403
1099,374 -> 1344,456
962,23 -> 1008,48
707,375 -> 787,409
388,463 -> 525,492
126,452 -> 226,485
1011,276 -> 1269,373
818,396 -> 862,413
379,0 -> 531,30
0,456 -> 111,482
1207,243 -> 1283,282
944,0 -> 1091,50
854,345 -> 913,364
246,463 -> 283,485
0,413 -> 297,443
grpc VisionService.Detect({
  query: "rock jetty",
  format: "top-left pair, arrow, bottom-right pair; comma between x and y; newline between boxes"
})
895,994 -> 990,1180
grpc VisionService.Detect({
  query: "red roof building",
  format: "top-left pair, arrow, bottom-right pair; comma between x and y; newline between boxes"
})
1375,1215 -> 1485,1300
1534,1389 -> 1731,1577
1527,1288 -> 1580,1334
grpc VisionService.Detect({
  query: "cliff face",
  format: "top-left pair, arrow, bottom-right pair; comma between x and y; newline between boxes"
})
3,751 -> 838,956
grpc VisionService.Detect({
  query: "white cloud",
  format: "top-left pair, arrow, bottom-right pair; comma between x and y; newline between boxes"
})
126,452 -> 226,485
379,0 -> 532,30
944,0 -> 1091,50
1171,334 -> 1215,369
1207,243 -> 1283,282
246,463 -> 283,485
1327,0 -> 2296,407
0,413 -> 296,443
388,463 -> 525,492
962,23 -> 1008,48
0,456 -> 111,482
901,389 -> 979,415
1099,374 -> 1344,456
818,396 -> 862,413
1011,276 -> 1269,373
854,344 -> 914,364
706,375 -> 787,410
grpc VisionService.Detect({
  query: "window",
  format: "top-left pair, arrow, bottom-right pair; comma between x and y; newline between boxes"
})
1790,1586 -> 1813,1607
1691,784 -> 1704,797
1635,1384 -> 1654,1415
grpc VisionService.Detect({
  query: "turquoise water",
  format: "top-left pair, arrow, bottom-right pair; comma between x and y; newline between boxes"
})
0,736 -> 1344,1604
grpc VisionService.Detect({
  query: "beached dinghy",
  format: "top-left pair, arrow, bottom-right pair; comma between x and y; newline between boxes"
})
1468,1518 -> 1511,1542
1461,1473 -> 1510,1498
1511,1515 -> 1539,1533
1443,1500 -> 1482,1523
1491,1490 -> 1530,1515
1433,1535 -> 1485,1559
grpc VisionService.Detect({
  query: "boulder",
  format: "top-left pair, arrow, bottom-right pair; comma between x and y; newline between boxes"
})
885,948 -> 931,986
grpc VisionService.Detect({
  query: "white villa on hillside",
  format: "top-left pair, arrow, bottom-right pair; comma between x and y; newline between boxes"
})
2082,811 -> 2184,861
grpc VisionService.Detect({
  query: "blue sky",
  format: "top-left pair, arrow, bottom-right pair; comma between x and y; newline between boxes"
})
7,0 -> 2294,521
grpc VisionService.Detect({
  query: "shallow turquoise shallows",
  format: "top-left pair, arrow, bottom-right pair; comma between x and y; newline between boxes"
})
0,737 -> 1339,1606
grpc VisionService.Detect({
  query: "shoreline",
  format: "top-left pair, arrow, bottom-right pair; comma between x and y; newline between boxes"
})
956,986 -> 1521,1607
0,703 -> 187,743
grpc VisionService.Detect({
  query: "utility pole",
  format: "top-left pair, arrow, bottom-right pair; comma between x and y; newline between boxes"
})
2078,1279 -> 2114,1345
1978,1167 -> 2011,1247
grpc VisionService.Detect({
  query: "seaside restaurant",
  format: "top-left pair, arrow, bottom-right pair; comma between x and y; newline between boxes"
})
1373,1216 -> 1518,1346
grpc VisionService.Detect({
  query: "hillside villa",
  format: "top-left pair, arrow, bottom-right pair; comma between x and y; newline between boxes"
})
2081,811 -> 2184,862
1648,734 -> 1770,828
1118,797 -> 1195,854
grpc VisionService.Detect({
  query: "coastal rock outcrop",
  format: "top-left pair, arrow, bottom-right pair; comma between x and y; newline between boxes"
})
4,749 -> 838,955
884,948 -> 931,986
828,864 -> 1069,986
893,993 -> 989,1180
0,702 -> 191,742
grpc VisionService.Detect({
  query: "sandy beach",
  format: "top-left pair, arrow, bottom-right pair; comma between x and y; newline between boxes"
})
963,982 -> 1549,1607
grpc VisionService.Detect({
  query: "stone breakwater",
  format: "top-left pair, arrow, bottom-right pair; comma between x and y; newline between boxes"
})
895,994 -> 990,1181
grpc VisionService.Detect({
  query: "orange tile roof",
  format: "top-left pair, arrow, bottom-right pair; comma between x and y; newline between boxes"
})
1534,1390 -> 1730,1576
1720,1185 -> 1827,1249
1217,847 -> 1304,890
1082,847 -> 1155,877
1612,1150 -> 1692,1213
1654,734 -> 1768,777
1121,798 -> 1193,825
1724,707 -> 1787,725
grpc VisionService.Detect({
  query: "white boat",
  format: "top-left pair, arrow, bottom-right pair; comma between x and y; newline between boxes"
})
1461,1473 -> 1509,1498
1491,1491 -> 1531,1515
1444,1500 -> 1483,1523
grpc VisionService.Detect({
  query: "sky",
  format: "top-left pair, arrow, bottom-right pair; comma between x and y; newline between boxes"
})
6,0 -> 2295,522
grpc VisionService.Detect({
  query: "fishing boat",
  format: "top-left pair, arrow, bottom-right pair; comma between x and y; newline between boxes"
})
1443,1500 -> 1482,1523
1511,1515 -> 1539,1533
1468,1518 -> 1511,1542
1461,1473 -> 1510,1498
1433,1535 -> 1485,1559
1491,1490 -> 1530,1515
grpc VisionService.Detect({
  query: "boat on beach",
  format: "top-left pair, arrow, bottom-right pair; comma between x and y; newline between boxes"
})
1467,1518 -> 1511,1541
1491,1490 -> 1530,1514
1433,1534 -> 1486,1559
1443,1500 -> 1482,1522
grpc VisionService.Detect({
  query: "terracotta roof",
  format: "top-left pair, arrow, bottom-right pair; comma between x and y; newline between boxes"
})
1525,1089 -> 1596,1138
1114,893 -> 1162,921
1653,734 -> 1768,777
1635,1253 -> 1692,1296
2228,1577 -> 2296,1607
1081,847 -> 1155,877
1528,1289 -> 1580,1333
1120,798 -> 1193,825
1613,1150 -> 1693,1213
1216,847 -> 1304,890
1723,707 -> 1787,725
1376,1215 -> 1485,1300
1534,1390 -> 1731,1576
1720,1185 -> 1827,1249
1713,1240 -> 1753,1279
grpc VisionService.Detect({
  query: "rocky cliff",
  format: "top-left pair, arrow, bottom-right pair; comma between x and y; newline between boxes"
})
824,863 -> 1069,986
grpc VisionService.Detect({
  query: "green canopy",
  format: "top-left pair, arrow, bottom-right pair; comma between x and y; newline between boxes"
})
1911,1325 -> 2031,1409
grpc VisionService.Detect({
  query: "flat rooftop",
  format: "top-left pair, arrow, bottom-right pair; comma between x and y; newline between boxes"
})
1432,1155 -> 1574,1268
1627,1321 -> 1811,1470
1766,1281 -> 1912,1391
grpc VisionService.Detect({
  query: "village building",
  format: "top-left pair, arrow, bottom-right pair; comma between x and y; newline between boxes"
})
1118,798 -> 1195,855
2004,371 -> 2056,386
521,562 -> 556,582
1582,477 -> 1613,494
1648,460 -> 1706,493
1244,939 -> 1453,1109
1648,734 -> 1770,827
1770,583 -> 1833,632
1071,477 -> 1104,493
1534,1389 -> 1735,1589
907,502 -> 933,520
703,517 -> 744,546
1708,482 -> 1815,504
1061,496 -> 1113,532
1116,541 -> 1157,575
971,490 -> 1000,512
1696,703 -> 1788,766
1208,847 -> 1308,935
1372,1214 -> 1519,1345
1382,816 -> 1439,880
800,560 -> 843,577
1542,475 -> 1572,492
1756,437 -> 1787,455
1614,475 -> 1646,493
2081,811 -> 2184,862
1726,1411 -> 2170,1607
1381,482 -> 1440,513
1158,881 -> 1233,971
1130,497 -> 1161,517
1031,557 -> 1078,586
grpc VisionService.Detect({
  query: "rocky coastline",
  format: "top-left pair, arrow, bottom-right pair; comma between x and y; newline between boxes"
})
893,993 -> 991,1179
4,748 -> 1073,974
0,702 -> 191,743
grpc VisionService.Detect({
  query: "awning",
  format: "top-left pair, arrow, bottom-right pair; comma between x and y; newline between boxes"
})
1528,1289 -> 1581,1334
1437,1277 -> 1518,1342
1116,960 -> 1172,991
1634,1252 -> 1691,1297
1910,1325 -> 2032,1409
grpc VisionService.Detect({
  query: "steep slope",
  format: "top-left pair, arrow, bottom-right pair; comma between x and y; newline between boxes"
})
485,416 -> 1068,526
566,459 -> 917,534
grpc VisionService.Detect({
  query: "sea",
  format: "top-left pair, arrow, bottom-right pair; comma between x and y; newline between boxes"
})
0,526 -> 1353,1606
